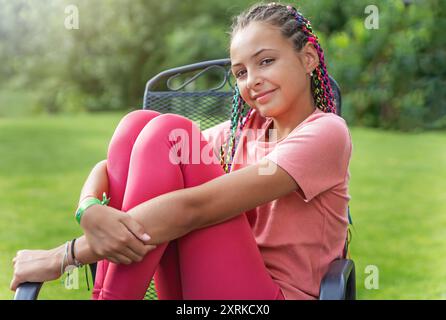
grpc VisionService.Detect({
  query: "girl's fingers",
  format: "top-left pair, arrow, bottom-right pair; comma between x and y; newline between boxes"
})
10,277 -> 19,291
106,257 -> 119,264
108,253 -> 132,265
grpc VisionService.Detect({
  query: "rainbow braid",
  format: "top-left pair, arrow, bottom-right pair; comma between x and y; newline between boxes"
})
220,85 -> 253,173
286,5 -> 336,114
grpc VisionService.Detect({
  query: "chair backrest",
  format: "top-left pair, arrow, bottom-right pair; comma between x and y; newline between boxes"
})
143,58 -> 342,130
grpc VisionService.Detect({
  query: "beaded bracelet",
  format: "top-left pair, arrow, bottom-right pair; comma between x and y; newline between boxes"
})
75,192 -> 110,225
60,241 -> 76,287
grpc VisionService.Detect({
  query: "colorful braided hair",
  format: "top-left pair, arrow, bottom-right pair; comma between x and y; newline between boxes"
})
220,2 -> 336,173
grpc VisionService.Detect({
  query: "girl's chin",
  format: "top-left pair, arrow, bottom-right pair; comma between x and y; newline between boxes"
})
257,106 -> 277,118
257,109 -> 270,118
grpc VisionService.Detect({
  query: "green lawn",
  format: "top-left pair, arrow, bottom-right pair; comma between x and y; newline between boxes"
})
0,112 -> 445,300
0,90 -> 40,118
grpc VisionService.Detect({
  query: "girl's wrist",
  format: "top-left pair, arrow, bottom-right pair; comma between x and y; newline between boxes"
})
77,195 -> 98,210
79,203 -> 101,229
76,192 -> 110,226
51,245 -> 67,277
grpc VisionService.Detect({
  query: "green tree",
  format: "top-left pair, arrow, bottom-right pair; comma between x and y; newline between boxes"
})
1,0 -> 444,130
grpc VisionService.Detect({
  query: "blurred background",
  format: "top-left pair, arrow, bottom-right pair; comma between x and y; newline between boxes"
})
0,0 -> 445,299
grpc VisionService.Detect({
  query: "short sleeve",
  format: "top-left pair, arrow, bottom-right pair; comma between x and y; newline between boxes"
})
264,116 -> 351,202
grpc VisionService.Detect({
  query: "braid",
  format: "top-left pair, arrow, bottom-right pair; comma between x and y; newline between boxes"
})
220,86 -> 253,173
286,5 -> 336,113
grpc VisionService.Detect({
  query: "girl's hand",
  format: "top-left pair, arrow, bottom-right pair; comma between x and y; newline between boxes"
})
10,247 -> 63,291
80,204 -> 156,264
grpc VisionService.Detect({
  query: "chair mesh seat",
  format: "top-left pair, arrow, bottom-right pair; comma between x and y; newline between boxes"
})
144,279 -> 158,300
144,91 -> 233,130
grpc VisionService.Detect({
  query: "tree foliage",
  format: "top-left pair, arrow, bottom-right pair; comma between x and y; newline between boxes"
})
0,0 -> 444,130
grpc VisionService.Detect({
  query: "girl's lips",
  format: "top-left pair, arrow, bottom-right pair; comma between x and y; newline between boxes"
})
255,89 -> 276,104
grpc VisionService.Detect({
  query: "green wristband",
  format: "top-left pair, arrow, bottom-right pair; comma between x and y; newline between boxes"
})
75,192 -> 111,225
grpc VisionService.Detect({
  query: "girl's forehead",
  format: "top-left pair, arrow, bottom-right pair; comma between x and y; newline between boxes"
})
230,22 -> 289,60
232,22 -> 281,46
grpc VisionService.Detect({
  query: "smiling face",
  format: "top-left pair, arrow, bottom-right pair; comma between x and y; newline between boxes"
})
230,21 -> 317,119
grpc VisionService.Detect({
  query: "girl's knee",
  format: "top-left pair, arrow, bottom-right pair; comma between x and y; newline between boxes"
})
147,113 -> 200,135
110,110 -> 161,147
132,113 -> 201,153
119,110 -> 161,128
152,113 -> 193,126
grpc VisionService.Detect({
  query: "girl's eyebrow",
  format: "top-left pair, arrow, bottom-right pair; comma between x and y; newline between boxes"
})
231,48 -> 278,68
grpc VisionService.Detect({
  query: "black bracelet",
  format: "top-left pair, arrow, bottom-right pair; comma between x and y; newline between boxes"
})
70,238 -> 83,267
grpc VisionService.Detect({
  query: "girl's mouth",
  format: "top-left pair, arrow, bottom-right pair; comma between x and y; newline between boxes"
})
254,89 -> 277,104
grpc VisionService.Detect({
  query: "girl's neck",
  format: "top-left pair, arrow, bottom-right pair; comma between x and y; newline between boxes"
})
267,102 -> 316,142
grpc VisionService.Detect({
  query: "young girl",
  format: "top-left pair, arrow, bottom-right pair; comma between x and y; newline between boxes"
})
11,2 -> 352,300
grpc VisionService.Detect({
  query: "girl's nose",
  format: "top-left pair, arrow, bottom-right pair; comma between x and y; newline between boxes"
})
246,71 -> 264,90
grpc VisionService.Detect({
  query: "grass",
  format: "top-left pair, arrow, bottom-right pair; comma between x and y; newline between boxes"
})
0,112 -> 122,299
0,112 -> 445,299
0,90 -> 40,118
348,128 -> 446,299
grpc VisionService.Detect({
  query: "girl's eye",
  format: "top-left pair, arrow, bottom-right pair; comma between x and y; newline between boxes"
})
261,58 -> 274,65
234,59 -> 274,79
235,70 -> 246,79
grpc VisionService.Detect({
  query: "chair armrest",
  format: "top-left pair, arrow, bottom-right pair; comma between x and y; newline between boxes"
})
14,282 -> 43,300
319,259 -> 356,300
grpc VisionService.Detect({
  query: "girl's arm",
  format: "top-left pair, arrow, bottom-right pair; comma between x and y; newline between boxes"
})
11,159 -> 298,291
80,158 -> 299,261
10,222 -> 156,292
76,160 -> 154,264
78,160 -> 155,264
78,159 -> 109,203
10,236 -> 103,291
125,158 -> 299,243
11,160 -> 151,291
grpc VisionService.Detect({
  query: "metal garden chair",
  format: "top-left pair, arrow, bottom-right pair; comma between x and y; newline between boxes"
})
14,58 -> 355,300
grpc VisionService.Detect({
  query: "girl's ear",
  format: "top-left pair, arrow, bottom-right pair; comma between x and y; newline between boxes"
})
302,42 -> 319,74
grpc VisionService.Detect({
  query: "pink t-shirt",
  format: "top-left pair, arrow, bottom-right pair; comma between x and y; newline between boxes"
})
202,107 -> 352,299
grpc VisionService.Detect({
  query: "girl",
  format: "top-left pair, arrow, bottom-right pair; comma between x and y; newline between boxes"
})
11,2 -> 352,300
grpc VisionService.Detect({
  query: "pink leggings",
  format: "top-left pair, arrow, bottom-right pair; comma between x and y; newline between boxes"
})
92,110 -> 284,300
